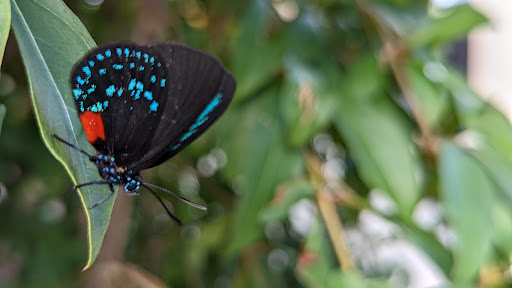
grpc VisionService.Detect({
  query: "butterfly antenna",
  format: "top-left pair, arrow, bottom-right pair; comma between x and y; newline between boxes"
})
141,183 -> 182,225
142,183 -> 207,211
52,134 -> 93,158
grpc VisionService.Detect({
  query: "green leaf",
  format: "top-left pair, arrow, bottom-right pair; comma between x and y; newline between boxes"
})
325,271 -> 391,288
407,4 -> 487,47
280,59 -> 337,147
259,178 -> 315,223
0,0 -> 10,66
224,87 -> 303,254
10,0 -> 112,269
296,219 -> 333,287
490,200 -> 512,256
0,104 -> 5,134
403,225 -> 453,275
444,68 -> 512,166
369,2 -> 428,38
403,61 -> 450,128
439,142 -> 494,283
468,136 -> 512,201
442,67 -> 485,117
463,135 -> 512,257
334,54 -> 423,219
232,1 -> 283,101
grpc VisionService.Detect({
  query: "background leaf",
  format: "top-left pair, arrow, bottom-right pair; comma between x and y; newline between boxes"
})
403,61 -> 450,128
0,0 -> 10,66
259,178 -> 315,223
296,219 -> 333,287
232,0 -> 283,101
407,4 -> 487,47
334,54 -> 423,219
223,87 -> 304,254
0,104 -> 5,134
439,142 -> 493,283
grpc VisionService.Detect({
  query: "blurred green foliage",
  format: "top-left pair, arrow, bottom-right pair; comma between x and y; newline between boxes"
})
0,0 -> 510,287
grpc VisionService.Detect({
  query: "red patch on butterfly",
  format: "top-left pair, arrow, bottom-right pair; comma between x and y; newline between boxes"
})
79,111 -> 105,143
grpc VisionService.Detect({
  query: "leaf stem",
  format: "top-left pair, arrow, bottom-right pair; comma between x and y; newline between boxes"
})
356,0 -> 438,157
305,152 -> 355,270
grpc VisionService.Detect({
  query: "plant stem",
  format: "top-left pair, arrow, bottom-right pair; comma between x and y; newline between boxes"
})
305,152 -> 355,270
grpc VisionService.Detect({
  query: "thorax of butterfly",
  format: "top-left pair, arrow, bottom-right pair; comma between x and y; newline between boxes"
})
92,154 -> 140,193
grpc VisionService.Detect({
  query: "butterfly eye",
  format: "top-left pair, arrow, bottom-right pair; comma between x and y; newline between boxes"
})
124,180 -> 140,192
99,167 -> 108,178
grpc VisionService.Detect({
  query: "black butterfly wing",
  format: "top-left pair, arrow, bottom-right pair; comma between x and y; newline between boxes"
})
71,42 -> 171,162
127,43 -> 237,171
71,42 -> 236,172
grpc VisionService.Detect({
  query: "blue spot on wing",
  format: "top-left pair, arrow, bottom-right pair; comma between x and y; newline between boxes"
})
88,101 -> 107,112
87,84 -> 96,94
73,89 -> 83,99
179,130 -> 195,143
132,81 -> 144,100
128,79 -> 136,90
172,93 -> 223,150
106,85 -> 116,96
149,101 -> 159,112
82,66 -> 91,76
76,76 -> 85,85
195,94 -> 222,125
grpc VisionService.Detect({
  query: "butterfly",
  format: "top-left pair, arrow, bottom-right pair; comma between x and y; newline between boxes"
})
54,42 -> 236,224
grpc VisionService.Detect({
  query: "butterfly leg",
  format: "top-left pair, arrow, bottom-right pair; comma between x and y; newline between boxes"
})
89,184 -> 116,209
52,134 -> 93,158
72,181 -> 116,209
74,180 -> 112,189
